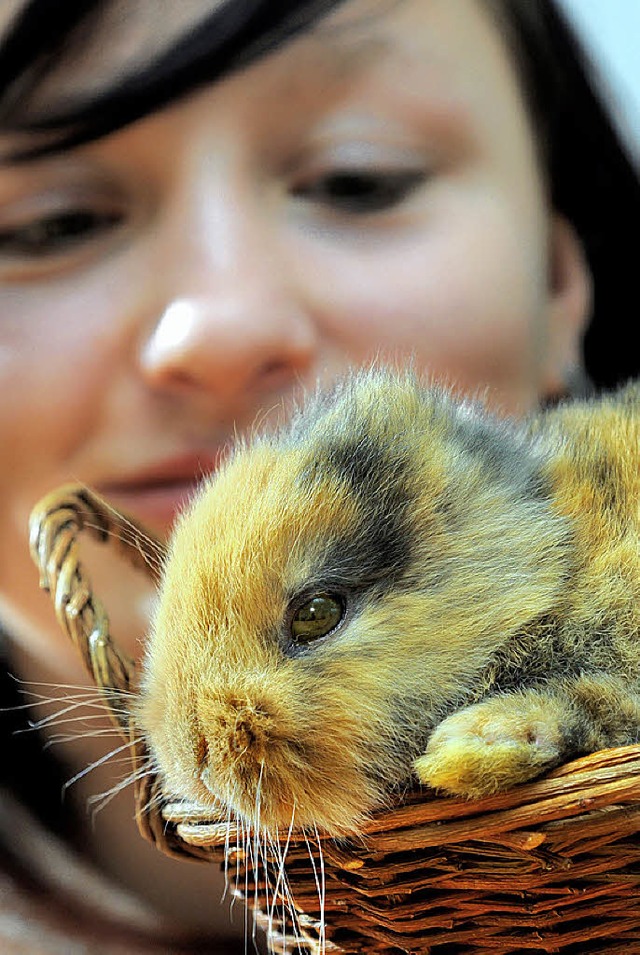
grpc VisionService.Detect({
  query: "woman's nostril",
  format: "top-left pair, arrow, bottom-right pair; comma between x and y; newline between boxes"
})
261,357 -> 288,378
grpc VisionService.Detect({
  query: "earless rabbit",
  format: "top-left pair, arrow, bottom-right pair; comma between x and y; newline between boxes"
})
139,369 -> 640,837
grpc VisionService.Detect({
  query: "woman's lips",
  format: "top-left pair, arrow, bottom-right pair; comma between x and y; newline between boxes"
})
96,454 -> 220,532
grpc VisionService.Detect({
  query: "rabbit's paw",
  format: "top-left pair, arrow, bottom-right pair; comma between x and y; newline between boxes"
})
414,692 -> 566,798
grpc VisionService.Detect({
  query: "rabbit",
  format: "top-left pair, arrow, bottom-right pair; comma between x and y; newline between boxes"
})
138,368 -> 640,838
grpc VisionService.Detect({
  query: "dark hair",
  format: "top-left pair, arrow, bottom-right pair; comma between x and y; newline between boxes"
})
0,0 -> 637,390
497,2 -> 640,391
0,0 -> 351,152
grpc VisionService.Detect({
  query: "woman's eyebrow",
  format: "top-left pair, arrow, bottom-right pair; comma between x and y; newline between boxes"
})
297,22 -> 470,129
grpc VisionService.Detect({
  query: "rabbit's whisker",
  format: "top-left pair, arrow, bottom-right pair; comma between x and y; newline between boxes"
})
62,736 -> 139,793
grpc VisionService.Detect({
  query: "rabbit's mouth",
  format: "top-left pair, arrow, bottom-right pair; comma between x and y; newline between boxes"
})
192,692 -> 382,835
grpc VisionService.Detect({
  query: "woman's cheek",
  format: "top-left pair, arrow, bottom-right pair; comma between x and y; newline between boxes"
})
0,270 -> 135,449
294,196 -> 547,405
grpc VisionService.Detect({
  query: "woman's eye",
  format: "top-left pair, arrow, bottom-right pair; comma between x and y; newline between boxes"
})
292,169 -> 425,215
0,208 -> 123,258
290,593 -> 345,643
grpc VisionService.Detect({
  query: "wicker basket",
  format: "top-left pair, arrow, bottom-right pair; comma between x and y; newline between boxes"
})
29,484 -> 640,954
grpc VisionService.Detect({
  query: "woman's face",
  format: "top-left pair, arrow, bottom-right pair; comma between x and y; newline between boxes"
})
0,0 -> 589,675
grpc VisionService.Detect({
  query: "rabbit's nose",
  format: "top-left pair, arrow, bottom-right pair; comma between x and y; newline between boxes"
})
229,705 -> 273,759
197,696 -> 277,771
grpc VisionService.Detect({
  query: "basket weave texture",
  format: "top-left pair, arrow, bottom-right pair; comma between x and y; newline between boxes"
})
29,484 -> 640,954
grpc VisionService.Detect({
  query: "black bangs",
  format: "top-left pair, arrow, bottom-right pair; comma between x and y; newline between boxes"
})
0,0 -> 349,159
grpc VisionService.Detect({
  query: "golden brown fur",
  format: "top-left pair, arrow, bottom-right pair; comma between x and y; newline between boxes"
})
139,370 -> 640,837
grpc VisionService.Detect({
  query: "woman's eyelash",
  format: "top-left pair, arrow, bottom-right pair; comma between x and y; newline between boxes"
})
0,208 -> 124,257
292,169 -> 426,215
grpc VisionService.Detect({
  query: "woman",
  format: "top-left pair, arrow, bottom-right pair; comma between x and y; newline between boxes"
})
1,1 -> 638,951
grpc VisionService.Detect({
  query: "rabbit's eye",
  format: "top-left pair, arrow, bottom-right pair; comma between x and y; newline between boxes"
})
290,593 -> 345,643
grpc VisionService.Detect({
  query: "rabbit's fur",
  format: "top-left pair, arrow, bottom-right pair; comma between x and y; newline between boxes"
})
139,369 -> 640,836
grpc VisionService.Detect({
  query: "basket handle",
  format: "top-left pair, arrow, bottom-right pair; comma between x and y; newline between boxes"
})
28,484 -> 165,721
28,484 -> 230,859
28,484 -> 174,849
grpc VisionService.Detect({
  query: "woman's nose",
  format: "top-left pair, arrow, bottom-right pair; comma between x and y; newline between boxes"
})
138,176 -> 317,402
140,293 -> 317,401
